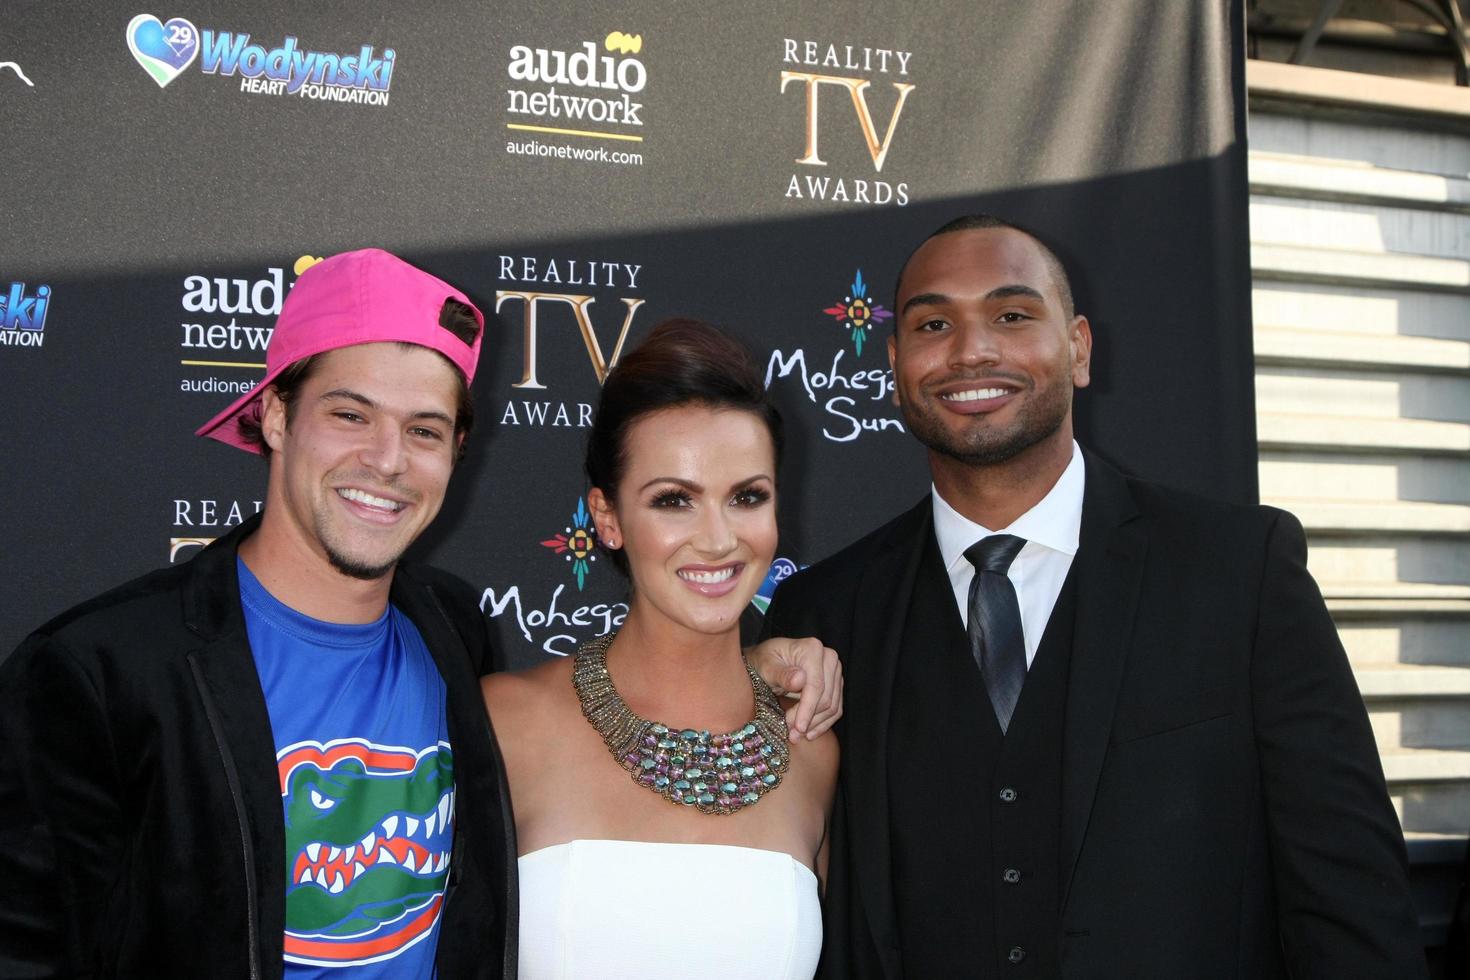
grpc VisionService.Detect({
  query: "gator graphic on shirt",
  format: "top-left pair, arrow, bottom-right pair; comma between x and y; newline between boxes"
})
277,739 -> 454,967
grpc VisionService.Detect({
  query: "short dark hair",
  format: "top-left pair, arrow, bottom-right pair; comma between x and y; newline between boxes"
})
237,298 -> 481,460
585,318 -> 783,574
893,213 -> 1076,325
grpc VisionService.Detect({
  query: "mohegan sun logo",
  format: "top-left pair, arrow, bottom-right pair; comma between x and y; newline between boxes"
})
541,496 -> 599,590
763,262 -> 904,444
278,739 -> 453,967
822,269 -> 891,356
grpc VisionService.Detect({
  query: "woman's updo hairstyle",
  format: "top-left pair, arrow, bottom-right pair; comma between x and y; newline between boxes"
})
586,318 -> 784,572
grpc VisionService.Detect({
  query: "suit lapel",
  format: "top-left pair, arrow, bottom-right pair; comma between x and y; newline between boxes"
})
1060,452 -> 1148,909
843,497 -> 932,961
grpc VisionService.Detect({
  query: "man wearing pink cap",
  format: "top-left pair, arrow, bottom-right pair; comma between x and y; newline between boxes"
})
0,248 -> 842,978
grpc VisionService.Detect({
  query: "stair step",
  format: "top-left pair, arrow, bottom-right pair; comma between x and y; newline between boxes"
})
1390,780 -> 1470,836
1246,59 -> 1470,128
1257,412 -> 1470,454
1253,242 -> 1470,292
1357,665 -> 1470,698
1259,453 -> 1470,503
1254,325 -> 1470,373
1270,499 -> 1470,534
1381,748 -> 1470,782
1331,597 -> 1470,619
1254,281 -> 1470,339
1251,198 -> 1470,259
1306,539 -> 1470,598
1337,618 -> 1470,669
1255,368 -> 1468,423
1323,582 -> 1470,613
1249,110 -> 1470,195
1249,150 -> 1470,212
1366,682 -> 1470,752
1404,831 -> 1469,866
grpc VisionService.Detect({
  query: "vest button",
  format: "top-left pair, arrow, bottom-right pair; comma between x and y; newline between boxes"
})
1008,946 -> 1026,964
998,787 -> 1018,803
1002,868 -> 1021,884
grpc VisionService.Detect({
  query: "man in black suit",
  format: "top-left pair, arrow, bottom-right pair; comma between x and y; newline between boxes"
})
764,215 -> 1427,977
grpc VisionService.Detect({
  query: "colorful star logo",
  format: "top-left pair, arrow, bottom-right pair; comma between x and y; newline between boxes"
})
540,497 -> 598,590
823,269 -> 892,357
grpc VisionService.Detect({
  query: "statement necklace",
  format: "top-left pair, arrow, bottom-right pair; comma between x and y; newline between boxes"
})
572,633 -> 790,815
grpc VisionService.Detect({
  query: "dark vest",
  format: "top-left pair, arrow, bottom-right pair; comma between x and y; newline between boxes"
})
888,531 -> 1077,976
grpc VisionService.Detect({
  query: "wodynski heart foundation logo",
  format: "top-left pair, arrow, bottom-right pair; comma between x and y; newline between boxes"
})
121,14 -> 396,106
126,14 -> 199,88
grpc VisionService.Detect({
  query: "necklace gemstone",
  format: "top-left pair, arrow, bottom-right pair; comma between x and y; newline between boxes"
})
572,633 -> 790,815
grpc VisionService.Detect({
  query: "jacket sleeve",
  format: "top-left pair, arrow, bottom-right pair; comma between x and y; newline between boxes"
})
0,634 -> 125,977
759,567 -> 818,644
1250,509 -> 1427,978
430,570 -> 504,676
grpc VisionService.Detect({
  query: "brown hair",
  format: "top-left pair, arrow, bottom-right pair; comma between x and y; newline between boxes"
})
585,318 -> 783,573
237,298 -> 481,460
893,213 -> 1076,324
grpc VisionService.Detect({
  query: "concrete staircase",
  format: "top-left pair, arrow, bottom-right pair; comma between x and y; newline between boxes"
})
1248,61 -> 1470,947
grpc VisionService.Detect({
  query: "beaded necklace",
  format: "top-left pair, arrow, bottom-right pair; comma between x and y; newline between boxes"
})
572,633 -> 790,815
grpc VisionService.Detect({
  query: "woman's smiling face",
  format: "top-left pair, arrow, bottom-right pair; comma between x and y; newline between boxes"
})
591,404 -> 778,637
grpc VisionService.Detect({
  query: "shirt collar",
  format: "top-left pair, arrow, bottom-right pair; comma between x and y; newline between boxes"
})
933,440 -> 1085,572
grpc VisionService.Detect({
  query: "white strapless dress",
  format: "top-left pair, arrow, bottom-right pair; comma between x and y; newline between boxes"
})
517,839 -> 822,979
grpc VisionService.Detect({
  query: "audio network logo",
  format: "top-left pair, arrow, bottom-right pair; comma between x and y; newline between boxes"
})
503,30 -> 648,167
779,38 -> 915,206
494,252 -> 646,428
174,255 -> 319,397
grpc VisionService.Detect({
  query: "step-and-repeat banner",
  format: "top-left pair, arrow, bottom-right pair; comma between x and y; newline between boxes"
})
1,1 -> 1252,666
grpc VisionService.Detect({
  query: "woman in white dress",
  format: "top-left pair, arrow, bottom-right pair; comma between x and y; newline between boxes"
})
482,319 -> 838,979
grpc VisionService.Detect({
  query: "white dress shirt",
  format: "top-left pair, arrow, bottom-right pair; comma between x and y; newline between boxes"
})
932,440 -> 1085,668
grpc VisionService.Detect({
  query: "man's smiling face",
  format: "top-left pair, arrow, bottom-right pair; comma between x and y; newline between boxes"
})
888,225 -> 1091,472
261,342 -> 461,582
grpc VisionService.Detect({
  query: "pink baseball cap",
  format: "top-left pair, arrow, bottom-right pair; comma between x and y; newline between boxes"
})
196,248 -> 485,453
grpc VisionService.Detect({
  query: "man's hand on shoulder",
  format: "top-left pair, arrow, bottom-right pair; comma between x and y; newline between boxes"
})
745,637 -> 842,741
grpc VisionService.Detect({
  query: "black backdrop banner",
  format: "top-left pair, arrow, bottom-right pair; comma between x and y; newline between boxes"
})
0,1 -> 1253,666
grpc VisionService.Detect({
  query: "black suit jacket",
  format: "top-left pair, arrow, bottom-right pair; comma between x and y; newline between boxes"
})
765,451 -> 1425,979
0,516 -> 518,978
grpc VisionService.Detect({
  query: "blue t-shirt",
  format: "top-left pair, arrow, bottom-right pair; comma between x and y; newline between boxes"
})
240,559 -> 453,977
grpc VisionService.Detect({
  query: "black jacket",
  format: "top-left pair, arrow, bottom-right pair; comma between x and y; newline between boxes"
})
766,451 -> 1425,979
0,516 -> 518,978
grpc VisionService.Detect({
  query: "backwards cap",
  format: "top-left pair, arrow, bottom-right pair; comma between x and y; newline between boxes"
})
195,248 -> 485,453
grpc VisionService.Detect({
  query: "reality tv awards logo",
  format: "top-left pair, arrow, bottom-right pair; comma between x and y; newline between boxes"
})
169,495 -> 263,562
125,13 -> 395,106
0,281 -> 50,348
764,267 -> 904,444
779,38 -> 914,206
494,252 -> 647,429
503,30 -> 648,166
